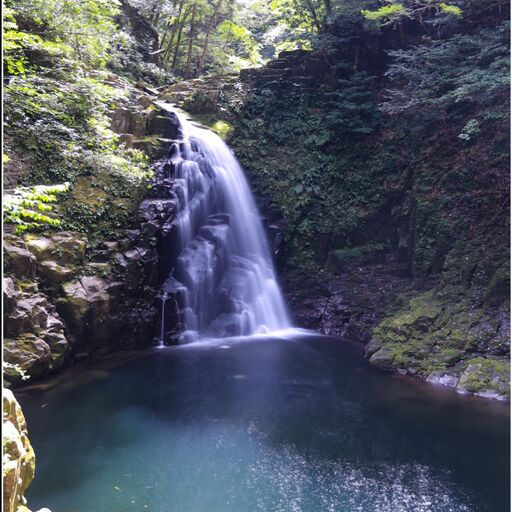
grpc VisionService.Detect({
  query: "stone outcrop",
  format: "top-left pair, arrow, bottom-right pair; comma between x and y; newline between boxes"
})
24,231 -> 86,287
3,389 -> 36,512
109,85 -> 180,160
4,237 -> 36,280
2,389 -> 51,512
158,74 -> 239,115
3,276 -> 69,386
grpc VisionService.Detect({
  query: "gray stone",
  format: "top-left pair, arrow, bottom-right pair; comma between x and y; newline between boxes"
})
368,347 -> 394,369
4,243 -> 36,278
58,276 -> 123,348
4,334 -> 52,382
3,277 -> 17,316
38,260 -> 75,285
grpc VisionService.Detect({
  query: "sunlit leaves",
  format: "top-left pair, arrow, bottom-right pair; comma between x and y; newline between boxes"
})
5,0 -> 121,70
361,4 -> 405,25
3,183 -> 70,233
439,2 -> 462,16
361,0 -> 463,28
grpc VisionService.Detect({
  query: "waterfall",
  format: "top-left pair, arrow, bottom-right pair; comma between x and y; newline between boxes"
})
156,105 -> 291,343
158,291 -> 168,347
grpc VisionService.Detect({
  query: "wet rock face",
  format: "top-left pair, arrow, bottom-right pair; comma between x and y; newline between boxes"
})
57,276 -> 123,352
285,256 -> 413,342
3,388 -> 36,512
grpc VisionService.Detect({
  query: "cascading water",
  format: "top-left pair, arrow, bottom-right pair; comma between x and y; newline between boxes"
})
156,105 -> 291,343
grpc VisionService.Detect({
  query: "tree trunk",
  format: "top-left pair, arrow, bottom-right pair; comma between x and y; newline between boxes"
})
197,0 -> 223,76
119,0 -> 160,63
185,3 -> 197,79
323,0 -> 332,32
161,0 -> 185,62
171,6 -> 191,70
303,0 -> 322,32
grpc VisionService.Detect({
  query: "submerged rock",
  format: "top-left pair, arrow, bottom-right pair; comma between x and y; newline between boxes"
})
426,372 -> 458,388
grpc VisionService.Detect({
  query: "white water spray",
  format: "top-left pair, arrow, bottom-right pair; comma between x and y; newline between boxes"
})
158,105 -> 291,342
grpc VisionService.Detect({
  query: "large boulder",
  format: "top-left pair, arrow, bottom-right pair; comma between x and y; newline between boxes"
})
25,232 -> 86,265
3,389 -> 36,512
3,335 -> 52,383
4,240 -> 36,279
23,232 -> 86,287
4,283 -> 70,385
37,261 -> 75,286
110,107 -> 147,136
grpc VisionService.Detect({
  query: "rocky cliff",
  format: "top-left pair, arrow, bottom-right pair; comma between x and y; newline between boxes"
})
3,77 -> 180,386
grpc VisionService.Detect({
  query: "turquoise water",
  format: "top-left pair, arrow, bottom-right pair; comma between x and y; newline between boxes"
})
19,333 -> 509,512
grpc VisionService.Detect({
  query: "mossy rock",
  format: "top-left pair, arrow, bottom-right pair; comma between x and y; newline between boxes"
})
72,175 -> 109,211
457,358 -> 510,399
369,346 -> 395,369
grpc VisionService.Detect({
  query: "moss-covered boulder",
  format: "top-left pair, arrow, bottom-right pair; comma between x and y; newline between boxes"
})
366,288 -> 510,399
456,358 -> 510,400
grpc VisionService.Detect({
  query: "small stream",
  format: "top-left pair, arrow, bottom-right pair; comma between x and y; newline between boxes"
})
18,332 -> 509,512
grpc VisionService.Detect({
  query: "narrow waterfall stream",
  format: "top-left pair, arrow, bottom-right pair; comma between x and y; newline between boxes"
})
156,105 -> 291,343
